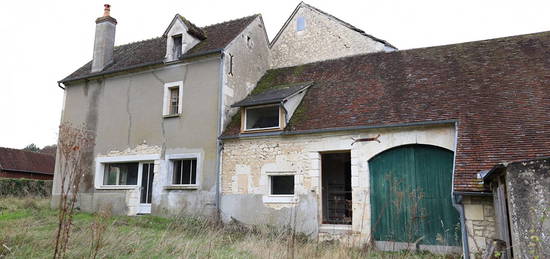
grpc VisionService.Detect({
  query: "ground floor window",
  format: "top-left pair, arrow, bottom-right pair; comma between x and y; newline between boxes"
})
269,175 -> 295,195
172,159 -> 197,185
103,163 -> 139,185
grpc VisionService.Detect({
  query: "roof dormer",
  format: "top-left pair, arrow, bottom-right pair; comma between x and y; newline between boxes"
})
231,82 -> 312,133
164,14 -> 206,62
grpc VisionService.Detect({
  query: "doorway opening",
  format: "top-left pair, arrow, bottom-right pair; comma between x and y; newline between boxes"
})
321,152 -> 352,225
138,162 -> 154,214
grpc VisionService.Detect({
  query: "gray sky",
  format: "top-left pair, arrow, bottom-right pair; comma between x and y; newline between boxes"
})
0,0 -> 548,149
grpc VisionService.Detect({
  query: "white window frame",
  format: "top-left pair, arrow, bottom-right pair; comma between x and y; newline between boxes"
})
162,81 -> 184,116
165,153 -> 201,189
243,104 -> 283,132
263,171 -> 297,204
95,154 -> 160,190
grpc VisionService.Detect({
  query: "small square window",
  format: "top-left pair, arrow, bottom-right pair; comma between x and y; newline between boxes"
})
296,17 -> 305,32
244,105 -> 280,131
103,163 -> 139,186
270,175 -> 294,195
172,159 -> 197,185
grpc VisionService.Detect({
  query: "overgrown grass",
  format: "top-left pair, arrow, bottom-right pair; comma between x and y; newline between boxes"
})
0,197 -> 457,258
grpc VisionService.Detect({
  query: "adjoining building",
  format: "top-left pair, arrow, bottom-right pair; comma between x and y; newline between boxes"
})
220,31 -> 550,256
0,147 -> 55,180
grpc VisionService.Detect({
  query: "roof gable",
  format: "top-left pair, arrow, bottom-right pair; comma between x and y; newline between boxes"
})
223,31 -> 550,192
269,2 -> 394,49
163,14 -> 207,40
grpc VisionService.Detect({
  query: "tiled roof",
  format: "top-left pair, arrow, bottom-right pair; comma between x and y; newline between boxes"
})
60,14 -> 259,83
0,147 -> 55,175
223,31 -> 550,192
231,82 -> 312,107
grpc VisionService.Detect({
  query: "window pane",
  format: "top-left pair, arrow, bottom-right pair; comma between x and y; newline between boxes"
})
246,106 -> 279,130
169,87 -> 179,115
296,17 -> 305,31
173,35 -> 182,58
271,175 -> 294,195
103,163 -> 138,185
172,159 -> 197,185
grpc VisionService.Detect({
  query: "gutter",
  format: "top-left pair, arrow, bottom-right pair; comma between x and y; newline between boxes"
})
220,119 -> 458,140
450,121 -> 470,259
57,82 -> 65,90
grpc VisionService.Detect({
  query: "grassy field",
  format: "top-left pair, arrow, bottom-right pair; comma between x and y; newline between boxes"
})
0,197 -> 457,259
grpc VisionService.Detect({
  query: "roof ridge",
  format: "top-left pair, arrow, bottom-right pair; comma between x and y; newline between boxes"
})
0,146 -> 55,157
268,30 -> 550,72
201,14 -> 260,29
113,36 -> 163,50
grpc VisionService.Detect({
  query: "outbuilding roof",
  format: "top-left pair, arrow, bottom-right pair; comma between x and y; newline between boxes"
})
223,31 -> 550,192
60,14 -> 259,83
0,147 -> 55,176
231,82 -> 313,107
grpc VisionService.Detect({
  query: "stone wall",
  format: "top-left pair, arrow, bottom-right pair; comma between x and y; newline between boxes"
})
221,124 -> 456,244
505,158 -> 550,258
462,196 -> 497,256
269,3 -> 389,69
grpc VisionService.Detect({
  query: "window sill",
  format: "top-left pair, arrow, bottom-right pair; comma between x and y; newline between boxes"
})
163,114 -> 181,119
164,185 -> 199,190
96,186 -> 139,190
262,195 -> 298,204
241,127 -> 283,134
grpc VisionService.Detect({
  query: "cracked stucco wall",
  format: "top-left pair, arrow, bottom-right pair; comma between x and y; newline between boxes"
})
270,4 -> 387,69
53,57 -> 221,217
221,124 -> 456,242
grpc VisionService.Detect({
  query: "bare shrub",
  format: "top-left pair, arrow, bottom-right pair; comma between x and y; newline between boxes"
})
53,123 -> 94,259
89,206 -> 111,259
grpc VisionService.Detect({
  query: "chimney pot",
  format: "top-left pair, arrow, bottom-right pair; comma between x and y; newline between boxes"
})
103,4 -> 111,17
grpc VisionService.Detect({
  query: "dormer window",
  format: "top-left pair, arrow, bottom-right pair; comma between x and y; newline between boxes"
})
243,105 -> 283,131
231,82 -> 313,134
163,14 -> 206,62
172,34 -> 183,58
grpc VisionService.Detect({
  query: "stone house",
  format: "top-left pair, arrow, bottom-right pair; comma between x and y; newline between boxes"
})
53,4 -> 271,216
0,147 -> 55,180
53,2 -> 550,257
220,31 -> 550,257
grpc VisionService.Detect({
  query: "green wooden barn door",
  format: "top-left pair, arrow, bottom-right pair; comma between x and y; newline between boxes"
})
369,144 -> 461,246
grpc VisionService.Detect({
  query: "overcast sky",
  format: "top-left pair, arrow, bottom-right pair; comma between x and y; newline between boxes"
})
0,0 -> 548,149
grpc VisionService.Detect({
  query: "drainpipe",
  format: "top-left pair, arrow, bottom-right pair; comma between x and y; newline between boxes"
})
451,122 -> 470,259
215,51 -> 226,221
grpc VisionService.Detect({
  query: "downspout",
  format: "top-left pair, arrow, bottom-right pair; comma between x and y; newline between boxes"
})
451,121 -> 470,259
215,51 -> 226,221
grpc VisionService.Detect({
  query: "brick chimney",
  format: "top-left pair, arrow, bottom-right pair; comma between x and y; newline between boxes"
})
92,4 -> 117,73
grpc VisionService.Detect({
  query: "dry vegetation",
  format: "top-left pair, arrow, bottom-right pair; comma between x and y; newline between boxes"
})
0,197 -> 457,259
